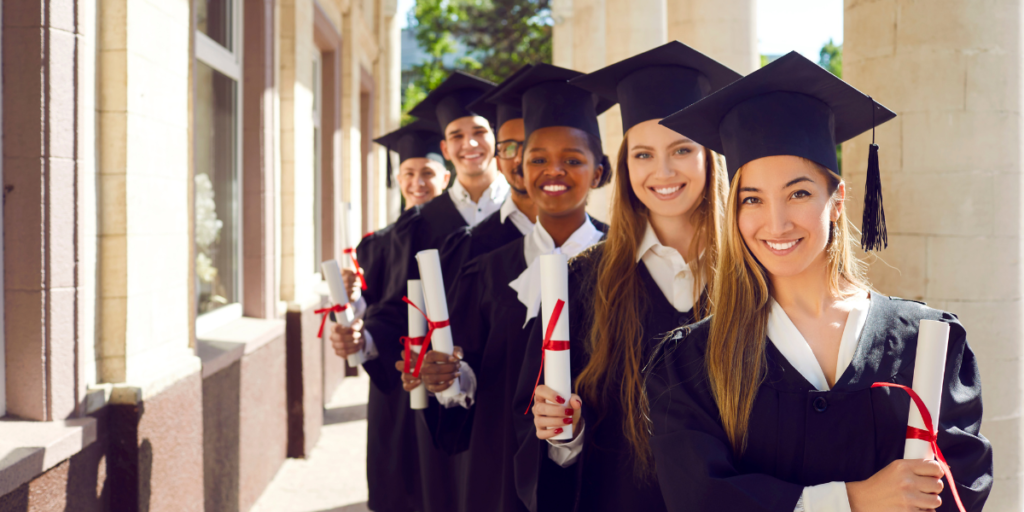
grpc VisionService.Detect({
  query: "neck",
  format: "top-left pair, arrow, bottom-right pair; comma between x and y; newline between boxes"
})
539,208 -> 587,247
648,210 -> 700,263
769,257 -> 835,318
511,191 -> 538,223
456,164 -> 497,203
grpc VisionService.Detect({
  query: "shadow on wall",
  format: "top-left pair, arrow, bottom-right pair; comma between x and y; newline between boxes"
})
316,502 -> 370,512
203,360 -> 243,512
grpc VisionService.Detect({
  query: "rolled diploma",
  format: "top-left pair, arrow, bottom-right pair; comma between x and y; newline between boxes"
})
407,280 -> 429,410
321,259 -> 366,366
415,249 -> 461,400
904,319 -> 950,460
540,253 -> 572,441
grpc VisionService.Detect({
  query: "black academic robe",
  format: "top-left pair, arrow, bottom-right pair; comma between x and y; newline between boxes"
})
439,208 -> 526,292
360,192 -> 469,512
511,243 -> 689,512
645,294 -> 993,512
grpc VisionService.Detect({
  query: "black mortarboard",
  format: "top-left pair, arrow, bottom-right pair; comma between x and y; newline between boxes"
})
570,41 -> 742,133
489,63 -> 616,144
469,64 -> 533,132
661,51 -> 897,251
407,71 -> 497,133
373,119 -> 445,188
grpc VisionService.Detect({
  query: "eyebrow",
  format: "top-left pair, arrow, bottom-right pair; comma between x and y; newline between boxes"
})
528,147 -> 585,154
784,176 -> 814,188
630,138 -> 694,152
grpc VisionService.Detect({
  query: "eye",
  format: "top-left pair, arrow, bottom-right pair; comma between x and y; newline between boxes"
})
791,189 -> 811,199
674,147 -> 691,156
633,152 -> 652,160
741,196 -> 761,205
530,157 -> 547,165
565,158 -> 582,166
423,170 -> 435,178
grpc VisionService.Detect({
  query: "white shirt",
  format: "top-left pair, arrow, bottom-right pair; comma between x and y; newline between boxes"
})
499,193 -> 535,236
637,222 -> 697,313
768,294 -> 872,512
449,174 -> 510,227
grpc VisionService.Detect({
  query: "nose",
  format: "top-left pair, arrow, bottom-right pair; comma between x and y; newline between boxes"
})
657,154 -> 675,178
468,138 -> 479,147
766,201 -> 793,236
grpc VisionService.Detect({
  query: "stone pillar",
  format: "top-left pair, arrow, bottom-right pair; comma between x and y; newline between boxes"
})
844,1 -> 1021,509
667,0 -> 758,74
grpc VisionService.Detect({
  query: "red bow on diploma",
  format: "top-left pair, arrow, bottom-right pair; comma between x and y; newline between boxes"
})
871,382 -> 966,512
315,303 -> 349,338
525,299 -> 569,415
343,248 -> 368,290
401,296 -> 451,378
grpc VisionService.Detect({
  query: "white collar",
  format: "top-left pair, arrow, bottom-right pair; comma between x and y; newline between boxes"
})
450,173 -> 509,205
509,217 -> 604,326
499,193 -> 522,223
499,193 -> 535,235
635,221 -> 691,269
766,293 -> 871,391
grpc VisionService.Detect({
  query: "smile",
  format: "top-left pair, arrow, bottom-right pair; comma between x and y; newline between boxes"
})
763,239 -> 801,255
541,183 -> 569,195
649,184 -> 685,199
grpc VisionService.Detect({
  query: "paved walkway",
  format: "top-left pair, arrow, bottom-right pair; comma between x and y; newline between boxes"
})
252,371 -> 372,512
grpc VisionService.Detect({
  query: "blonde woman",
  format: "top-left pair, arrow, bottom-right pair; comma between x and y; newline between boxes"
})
512,42 -> 740,512
646,52 -> 992,512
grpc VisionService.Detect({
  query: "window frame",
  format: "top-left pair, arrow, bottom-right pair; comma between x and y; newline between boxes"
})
194,0 -> 244,334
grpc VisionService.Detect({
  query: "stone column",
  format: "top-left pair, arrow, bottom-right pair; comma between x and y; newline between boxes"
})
844,1 -> 1021,509
667,0 -> 758,74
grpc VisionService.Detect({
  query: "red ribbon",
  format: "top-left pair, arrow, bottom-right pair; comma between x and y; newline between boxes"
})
343,248 -> 367,290
871,382 -> 966,512
524,299 -> 568,415
362,231 -> 374,239
401,296 -> 451,378
315,303 -> 349,338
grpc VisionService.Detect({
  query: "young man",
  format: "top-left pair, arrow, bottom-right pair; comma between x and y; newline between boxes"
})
332,71 -> 506,512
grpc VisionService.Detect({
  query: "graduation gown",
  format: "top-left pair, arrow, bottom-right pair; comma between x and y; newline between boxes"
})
360,193 -> 468,512
511,243 -> 689,512
645,294 -> 993,512
439,208 -> 525,292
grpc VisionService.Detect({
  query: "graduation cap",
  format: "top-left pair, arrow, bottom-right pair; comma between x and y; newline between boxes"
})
489,63 -> 616,144
468,64 -> 534,132
407,71 -> 497,133
570,41 -> 742,133
660,51 -> 897,251
373,119 -> 445,188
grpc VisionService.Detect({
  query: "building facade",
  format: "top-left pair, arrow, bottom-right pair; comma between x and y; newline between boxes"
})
0,0 -> 400,509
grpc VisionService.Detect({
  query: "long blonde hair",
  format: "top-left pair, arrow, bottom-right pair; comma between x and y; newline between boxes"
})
707,160 -> 868,456
575,135 -> 728,476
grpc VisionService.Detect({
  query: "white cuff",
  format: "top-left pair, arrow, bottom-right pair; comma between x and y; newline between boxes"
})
546,423 -> 585,468
352,296 -> 368,320
433,362 -> 476,409
350,285 -> 363,303
797,482 -> 851,512
360,327 -> 379,361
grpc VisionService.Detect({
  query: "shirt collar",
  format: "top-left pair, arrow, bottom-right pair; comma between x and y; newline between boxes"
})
499,193 -> 520,223
449,173 -> 510,206
636,221 -> 663,263
636,221 -> 692,269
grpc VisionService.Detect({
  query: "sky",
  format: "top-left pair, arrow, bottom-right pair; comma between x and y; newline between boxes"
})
396,0 -> 844,59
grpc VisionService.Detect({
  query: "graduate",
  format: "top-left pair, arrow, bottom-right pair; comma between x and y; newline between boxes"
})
645,52 -> 992,511
439,65 -> 538,286
403,63 -> 613,512
328,119 -> 449,512
334,71 -> 505,512
510,41 -> 741,512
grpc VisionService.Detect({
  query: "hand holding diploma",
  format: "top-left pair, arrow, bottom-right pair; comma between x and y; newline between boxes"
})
414,249 -> 461,400
531,384 -> 582,441
394,347 -> 464,393
321,259 -> 365,366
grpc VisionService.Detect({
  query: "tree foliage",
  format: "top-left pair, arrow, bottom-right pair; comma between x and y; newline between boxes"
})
819,38 -> 842,78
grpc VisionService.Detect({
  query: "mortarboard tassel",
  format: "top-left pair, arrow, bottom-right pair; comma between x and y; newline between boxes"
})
385,145 -> 393,189
860,97 -> 887,252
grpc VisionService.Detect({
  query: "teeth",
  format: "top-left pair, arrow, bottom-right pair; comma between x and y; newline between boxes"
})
653,185 -> 682,195
766,240 -> 797,251
542,184 -> 567,192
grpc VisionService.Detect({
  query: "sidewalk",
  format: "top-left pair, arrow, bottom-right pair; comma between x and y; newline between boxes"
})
252,371 -> 372,512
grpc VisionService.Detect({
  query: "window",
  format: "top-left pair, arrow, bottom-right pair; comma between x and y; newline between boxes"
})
194,0 -> 242,324
313,52 -> 323,273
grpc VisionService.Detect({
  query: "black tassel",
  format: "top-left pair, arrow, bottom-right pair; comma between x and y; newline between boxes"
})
860,102 -> 887,251
385,146 -> 393,189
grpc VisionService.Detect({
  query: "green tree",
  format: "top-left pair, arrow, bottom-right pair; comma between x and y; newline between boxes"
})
819,38 -> 842,77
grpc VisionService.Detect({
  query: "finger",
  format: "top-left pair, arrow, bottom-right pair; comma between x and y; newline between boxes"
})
424,351 -> 453,364
353,319 -> 364,330
453,346 -> 464,360
426,381 -> 456,393
403,381 -> 421,392
570,395 -> 583,412
911,460 -> 945,478
534,416 -> 576,429
394,360 -> 406,372
422,372 -> 460,385
913,475 -> 944,495
535,427 -> 564,440
420,362 -> 460,375
533,402 -> 575,418
910,490 -> 941,510
533,385 -> 566,405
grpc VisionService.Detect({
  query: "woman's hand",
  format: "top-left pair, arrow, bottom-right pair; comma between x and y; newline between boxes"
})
846,459 -> 945,512
330,319 -> 365,358
532,384 -> 583,440
394,347 -> 464,393
341,269 -> 358,301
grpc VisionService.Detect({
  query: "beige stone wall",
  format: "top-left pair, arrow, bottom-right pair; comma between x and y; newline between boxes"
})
667,0 -> 758,74
843,0 -> 1021,509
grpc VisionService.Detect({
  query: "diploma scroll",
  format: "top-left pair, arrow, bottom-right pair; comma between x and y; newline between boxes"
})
407,280 -> 429,410
540,254 -> 572,441
321,259 -> 366,366
905,319 -> 950,460
415,249 -> 461,400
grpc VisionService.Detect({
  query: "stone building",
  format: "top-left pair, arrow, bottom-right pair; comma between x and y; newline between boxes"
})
0,0 -> 400,509
559,0 -> 1019,509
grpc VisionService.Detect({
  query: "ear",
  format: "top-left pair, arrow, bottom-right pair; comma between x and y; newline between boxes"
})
591,161 -> 605,189
440,139 -> 452,161
440,169 -> 452,189
831,181 -> 846,222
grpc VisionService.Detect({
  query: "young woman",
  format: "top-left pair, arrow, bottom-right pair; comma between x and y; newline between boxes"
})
646,52 -> 992,511
399,64 -> 612,512
509,42 -> 741,512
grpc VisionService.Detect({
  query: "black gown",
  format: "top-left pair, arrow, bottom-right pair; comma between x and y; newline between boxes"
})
360,192 -> 470,512
645,294 -> 993,512
511,243 -> 688,512
439,208 -> 526,292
